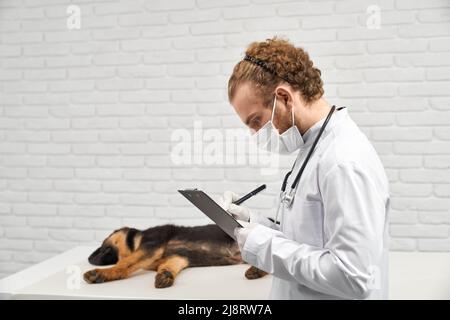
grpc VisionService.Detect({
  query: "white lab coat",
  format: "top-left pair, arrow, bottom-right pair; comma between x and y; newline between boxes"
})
243,108 -> 390,300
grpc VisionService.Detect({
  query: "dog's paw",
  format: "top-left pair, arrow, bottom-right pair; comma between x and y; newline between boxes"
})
83,269 -> 106,284
154,270 -> 174,288
245,266 -> 267,280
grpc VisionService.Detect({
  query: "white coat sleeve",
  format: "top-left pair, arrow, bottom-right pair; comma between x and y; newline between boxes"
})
241,162 -> 387,299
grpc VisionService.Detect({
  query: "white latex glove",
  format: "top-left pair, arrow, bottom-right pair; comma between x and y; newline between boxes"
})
218,191 -> 251,222
234,221 -> 258,250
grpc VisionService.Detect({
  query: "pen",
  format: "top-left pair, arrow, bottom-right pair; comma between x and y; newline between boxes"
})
232,184 -> 266,206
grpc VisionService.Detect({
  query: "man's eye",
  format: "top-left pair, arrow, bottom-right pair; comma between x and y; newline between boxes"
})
251,118 -> 260,126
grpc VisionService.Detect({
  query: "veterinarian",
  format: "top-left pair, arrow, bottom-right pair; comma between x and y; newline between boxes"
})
220,37 -> 390,300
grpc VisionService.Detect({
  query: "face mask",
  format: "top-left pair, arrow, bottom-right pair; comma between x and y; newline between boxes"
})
253,95 -> 304,154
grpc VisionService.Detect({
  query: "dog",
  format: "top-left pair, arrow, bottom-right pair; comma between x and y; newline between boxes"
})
84,224 -> 268,288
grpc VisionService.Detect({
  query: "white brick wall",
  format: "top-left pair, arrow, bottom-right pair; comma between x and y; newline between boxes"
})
1,0 -> 449,279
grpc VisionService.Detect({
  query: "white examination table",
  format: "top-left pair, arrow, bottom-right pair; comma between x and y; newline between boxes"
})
0,247 -> 449,299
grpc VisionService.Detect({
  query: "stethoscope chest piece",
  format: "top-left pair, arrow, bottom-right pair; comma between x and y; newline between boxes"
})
281,189 -> 296,209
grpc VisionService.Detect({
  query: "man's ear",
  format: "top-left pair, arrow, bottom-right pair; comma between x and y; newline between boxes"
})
275,86 -> 294,111
125,228 -> 139,251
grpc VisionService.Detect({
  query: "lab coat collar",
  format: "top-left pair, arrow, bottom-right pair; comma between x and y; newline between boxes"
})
301,106 -> 348,149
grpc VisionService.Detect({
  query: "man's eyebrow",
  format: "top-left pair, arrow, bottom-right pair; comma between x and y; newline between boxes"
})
245,112 -> 258,126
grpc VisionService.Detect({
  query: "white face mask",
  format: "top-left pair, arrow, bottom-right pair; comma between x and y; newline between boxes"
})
253,95 -> 304,154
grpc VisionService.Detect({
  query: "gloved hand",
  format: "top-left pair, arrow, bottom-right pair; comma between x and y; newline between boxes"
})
234,221 -> 258,251
218,191 -> 251,222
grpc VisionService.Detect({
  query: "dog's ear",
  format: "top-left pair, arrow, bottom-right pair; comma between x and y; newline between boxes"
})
126,228 -> 139,252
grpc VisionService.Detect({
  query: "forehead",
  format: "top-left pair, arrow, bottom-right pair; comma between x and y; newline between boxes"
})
105,229 -> 125,244
231,82 -> 265,121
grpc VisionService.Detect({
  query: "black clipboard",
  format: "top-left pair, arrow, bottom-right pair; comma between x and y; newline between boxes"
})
178,189 -> 243,240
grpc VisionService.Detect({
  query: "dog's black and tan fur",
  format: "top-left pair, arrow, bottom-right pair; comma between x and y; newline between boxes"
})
84,224 -> 268,288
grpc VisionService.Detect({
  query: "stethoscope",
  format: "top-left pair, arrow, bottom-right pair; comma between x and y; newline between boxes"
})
273,105 -> 339,225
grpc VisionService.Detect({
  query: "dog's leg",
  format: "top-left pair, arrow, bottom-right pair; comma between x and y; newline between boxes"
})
154,255 -> 189,288
84,248 -> 163,284
245,265 -> 268,279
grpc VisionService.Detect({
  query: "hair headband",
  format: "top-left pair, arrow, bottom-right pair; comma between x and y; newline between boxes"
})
243,54 -> 291,83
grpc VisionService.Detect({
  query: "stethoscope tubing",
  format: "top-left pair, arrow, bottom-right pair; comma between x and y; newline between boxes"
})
275,105 -> 337,223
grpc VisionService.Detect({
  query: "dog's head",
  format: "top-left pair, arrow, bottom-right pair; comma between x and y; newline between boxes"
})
88,227 -> 141,266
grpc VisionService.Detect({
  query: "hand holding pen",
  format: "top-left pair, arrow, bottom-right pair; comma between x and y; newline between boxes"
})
218,185 -> 266,222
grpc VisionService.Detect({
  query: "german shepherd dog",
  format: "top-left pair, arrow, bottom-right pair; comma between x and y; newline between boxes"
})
84,224 -> 268,288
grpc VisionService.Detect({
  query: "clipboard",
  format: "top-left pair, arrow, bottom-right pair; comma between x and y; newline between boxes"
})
178,189 -> 243,240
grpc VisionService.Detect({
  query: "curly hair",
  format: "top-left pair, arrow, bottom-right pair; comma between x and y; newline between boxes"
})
228,36 -> 324,107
